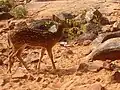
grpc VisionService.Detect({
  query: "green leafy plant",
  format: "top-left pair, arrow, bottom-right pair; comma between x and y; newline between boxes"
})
63,27 -> 82,42
10,5 -> 27,19
0,0 -> 14,8
0,0 -> 8,5
80,24 -> 87,33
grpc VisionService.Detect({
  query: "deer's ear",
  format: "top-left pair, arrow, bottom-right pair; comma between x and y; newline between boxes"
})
52,14 -> 65,23
52,14 -> 61,22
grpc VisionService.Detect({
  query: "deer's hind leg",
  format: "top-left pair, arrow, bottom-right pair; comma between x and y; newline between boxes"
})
37,48 -> 45,73
7,48 -> 18,73
47,48 -> 56,70
15,45 -> 30,72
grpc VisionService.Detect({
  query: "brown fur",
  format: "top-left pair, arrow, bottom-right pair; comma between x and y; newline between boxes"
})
7,15 -> 69,73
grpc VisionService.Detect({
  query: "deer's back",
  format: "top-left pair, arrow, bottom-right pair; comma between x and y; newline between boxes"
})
9,27 -> 62,48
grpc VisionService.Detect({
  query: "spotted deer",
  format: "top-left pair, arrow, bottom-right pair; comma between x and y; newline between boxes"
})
7,14 -> 70,73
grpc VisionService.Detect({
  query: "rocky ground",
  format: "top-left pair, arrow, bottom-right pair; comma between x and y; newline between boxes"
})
0,0 -> 120,90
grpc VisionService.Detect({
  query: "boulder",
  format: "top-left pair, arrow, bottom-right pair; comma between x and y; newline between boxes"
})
85,22 -> 101,34
86,38 -> 120,61
85,8 -> 102,23
77,61 -> 103,72
91,30 -> 120,49
75,32 -> 97,45
85,8 -> 109,25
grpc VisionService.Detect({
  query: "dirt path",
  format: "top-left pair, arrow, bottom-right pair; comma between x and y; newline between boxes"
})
0,0 -> 120,90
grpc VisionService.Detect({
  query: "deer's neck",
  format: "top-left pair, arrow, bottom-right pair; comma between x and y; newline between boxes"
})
57,24 -> 64,33
55,24 -> 65,41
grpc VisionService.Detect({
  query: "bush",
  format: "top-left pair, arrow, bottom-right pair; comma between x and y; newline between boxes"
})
10,5 -> 27,19
80,24 -> 87,32
63,27 -> 83,42
0,0 -> 9,6
0,0 -> 14,12
0,0 -> 14,8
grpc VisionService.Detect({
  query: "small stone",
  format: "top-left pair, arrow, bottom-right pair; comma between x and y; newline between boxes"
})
96,78 -> 101,82
107,16 -> 117,24
101,25 -> 111,32
112,21 -> 120,31
60,41 -> 68,46
0,59 -> 3,65
42,82 -> 49,88
77,63 -> 89,72
11,79 -> 20,83
103,61 -> 111,70
31,59 -> 39,63
52,80 -> 62,89
111,71 -> 120,83
0,79 -> 5,86
27,74 -> 35,81
83,40 -> 92,46
88,61 -> 103,72
12,69 -> 27,79
100,17 -> 110,25
85,9 -> 94,23
82,49 -> 92,56
3,83 -> 12,89
89,83 -> 105,90
8,21 -> 15,30
103,61 -> 116,70
66,49 -> 74,54
36,77 -> 42,82
85,8 -> 102,23
40,63 -> 48,70
0,23 -> 5,28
